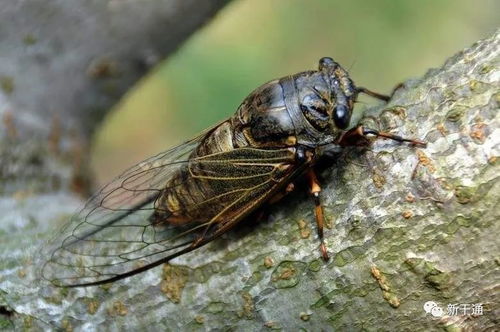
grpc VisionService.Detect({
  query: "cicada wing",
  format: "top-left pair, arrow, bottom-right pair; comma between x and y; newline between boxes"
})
41,142 -> 301,287
40,134 -> 203,287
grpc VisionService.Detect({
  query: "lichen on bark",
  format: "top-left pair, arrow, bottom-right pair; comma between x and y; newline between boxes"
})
0,31 -> 498,331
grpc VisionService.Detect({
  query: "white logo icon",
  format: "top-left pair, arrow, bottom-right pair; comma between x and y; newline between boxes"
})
423,301 -> 444,317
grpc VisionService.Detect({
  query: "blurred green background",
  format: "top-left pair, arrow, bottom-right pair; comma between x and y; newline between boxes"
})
91,0 -> 499,184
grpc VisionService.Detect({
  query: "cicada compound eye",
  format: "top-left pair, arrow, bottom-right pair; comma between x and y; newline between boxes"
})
318,57 -> 337,71
333,104 -> 351,129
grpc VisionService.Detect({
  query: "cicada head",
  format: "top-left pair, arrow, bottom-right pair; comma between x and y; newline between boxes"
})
317,57 -> 358,130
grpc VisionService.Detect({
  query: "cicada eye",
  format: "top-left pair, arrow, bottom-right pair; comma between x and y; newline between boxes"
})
333,104 -> 351,129
318,57 -> 337,71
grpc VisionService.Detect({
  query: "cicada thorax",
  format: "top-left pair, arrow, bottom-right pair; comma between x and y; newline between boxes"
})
237,68 -> 353,148
151,64 -> 354,227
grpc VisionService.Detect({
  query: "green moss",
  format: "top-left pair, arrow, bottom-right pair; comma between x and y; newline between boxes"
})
416,243 -> 428,252
455,215 -> 472,227
333,253 -> 347,267
219,265 -> 237,276
493,91 -> 500,105
405,258 -> 451,290
469,80 -> 489,93
0,317 -> 13,329
350,286 -> 369,297
445,107 -> 465,122
98,283 -> 113,292
192,262 -> 224,283
327,307 -> 348,323
183,320 -> 204,331
396,239 -> 412,250
278,234 -> 294,246
437,233 -> 451,245
24,315 -> 33,328
404,257 -> 423,271
479,64 -> 494,74
335,278 -> 352,290
346,226 -> 364,241
43,295 -> 63,305
445,324 -> 463,332
425,271 -> 451,290
422,261 -> 438,275
445,220 -> 460,234
0,291 -> 7,307
0,258 -> 18,270
203,301 -> 226,314
247,271 -> 263,286
421,224 -> 435,234
373,227 -> 395,243
308,259 -> 321,272
191,269 -> 207,284
311,295 -> 330,309
59,287 -> 69,298
383,251 -> 404,263
223,248 -> 242,261
271,261 -> 306,289
332,246 -> 365,267
454,185 -> 477,204
311,289 -> 341,309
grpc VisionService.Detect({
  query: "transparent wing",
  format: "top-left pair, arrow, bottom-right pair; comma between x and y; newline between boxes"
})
41,134 -> 300,287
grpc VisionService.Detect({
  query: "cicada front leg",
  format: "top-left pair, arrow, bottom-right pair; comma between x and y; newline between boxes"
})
337,126 -> 427,147
360,127 -> 427,146
306,169 -> 329,261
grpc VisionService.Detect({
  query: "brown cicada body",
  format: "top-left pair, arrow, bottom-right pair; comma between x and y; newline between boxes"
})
41,57 -> 425,287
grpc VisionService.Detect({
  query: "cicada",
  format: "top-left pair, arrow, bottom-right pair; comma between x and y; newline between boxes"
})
41,57 -> 425,287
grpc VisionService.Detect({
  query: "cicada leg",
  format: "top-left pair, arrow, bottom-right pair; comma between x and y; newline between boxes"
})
337,126 -> 427,147
251,182 -> 296,225
361,127 -> 427,146
306,170 -> 329,261
268,182 -> 295,204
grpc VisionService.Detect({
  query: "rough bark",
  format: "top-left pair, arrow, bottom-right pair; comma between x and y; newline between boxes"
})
0,29 -> 498,331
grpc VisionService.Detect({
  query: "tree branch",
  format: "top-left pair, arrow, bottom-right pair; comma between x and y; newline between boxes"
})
0,30 -> 498,331
1,0 -> 230,139
0,0 -> 230,195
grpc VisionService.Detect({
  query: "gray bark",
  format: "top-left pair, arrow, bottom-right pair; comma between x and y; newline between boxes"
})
0,24 -> 498,331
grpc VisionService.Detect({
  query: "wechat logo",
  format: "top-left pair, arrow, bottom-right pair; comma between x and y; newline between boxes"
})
423,301 -> 444,317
